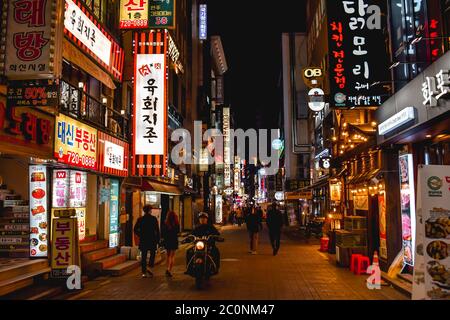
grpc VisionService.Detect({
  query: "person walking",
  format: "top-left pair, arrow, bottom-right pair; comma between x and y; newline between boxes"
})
134,205 -> 160,278
245,207 -> 263,254
267,202 -> 283,256
236,207 -> 243,227
161,211 -> 180,278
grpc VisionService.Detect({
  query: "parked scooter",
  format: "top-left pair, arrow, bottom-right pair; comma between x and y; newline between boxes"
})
182,234 -> 224,289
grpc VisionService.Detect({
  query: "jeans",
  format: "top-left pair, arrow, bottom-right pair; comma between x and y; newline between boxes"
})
141,247 -> 157,274
248,231 -> 259,251
269,230 -> 281,251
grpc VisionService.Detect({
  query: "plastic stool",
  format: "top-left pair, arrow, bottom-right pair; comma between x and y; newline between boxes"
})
350,254 -> 362,272
355,256 -> 370,275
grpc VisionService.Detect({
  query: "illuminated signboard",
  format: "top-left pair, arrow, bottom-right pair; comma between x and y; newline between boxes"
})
378,107 -> 415,135
149,0 -> 175,29
54,114 -> 98,170
327,0 -> 389,108
29,165 -> 49,258
223,107 -> 231,186
63,0 -> 125,81
132,31 -> 168,177
119,0 -> 149,29
199,4 -> 207,40
98,131 -> 129,177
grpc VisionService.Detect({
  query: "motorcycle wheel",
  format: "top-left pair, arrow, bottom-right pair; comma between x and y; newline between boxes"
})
195,276 -> 203,290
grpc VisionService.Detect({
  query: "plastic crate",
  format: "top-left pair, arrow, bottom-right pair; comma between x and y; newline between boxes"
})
344,216 -> 367,231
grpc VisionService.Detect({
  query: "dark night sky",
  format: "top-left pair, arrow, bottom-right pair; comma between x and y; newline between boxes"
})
208,1 -> 306,130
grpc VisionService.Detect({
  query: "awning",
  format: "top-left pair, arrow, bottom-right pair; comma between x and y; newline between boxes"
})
348,168 -> 380,185
308,176 -> 330,190
141,180 -> 182,195
63,39 -> 116,90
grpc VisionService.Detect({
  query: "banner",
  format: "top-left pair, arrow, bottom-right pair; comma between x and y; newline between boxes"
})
327,0 -> 390,108
51,217 -> 77,278
132,31 -> 168,177
119,0 -> 149,29
413,165 -> 450,300
378,191 -> 388,260
54,114 -> 98,170
29,165 -> 49,257
109,179 -> 120,248
4,0 -> 62,79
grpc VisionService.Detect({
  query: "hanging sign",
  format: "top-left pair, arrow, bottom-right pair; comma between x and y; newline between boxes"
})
119,0 -> 149,29
148,0 -> 175,29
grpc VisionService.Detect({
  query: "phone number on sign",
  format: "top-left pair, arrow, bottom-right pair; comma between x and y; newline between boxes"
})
120,19 -> 148,28
67,151 -> 96,169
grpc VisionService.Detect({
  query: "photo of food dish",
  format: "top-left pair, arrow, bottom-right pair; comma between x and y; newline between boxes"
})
39,244 -> 47,252
31,188 -> 45,199
31,172 -> 45,182
39,222 -> 47,229
30,227 -> 38,234
38,233 -> 47,241
31,206 -> 46,216
427,241 -> 449,260
427,261 -> 450,289
30,238 -> 38,246
426,216 -> 450,239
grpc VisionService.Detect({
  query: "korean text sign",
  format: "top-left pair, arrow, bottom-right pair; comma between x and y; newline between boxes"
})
51,218 -> 76,278
52,170 -> 87,208
327,0 -> 389,108
54,114 -> 98,170
109,179 -> 120,248
119,0 -> 149,29
149,0 -> 175,29
135,54 -> 166,156
5,0 -> 59,78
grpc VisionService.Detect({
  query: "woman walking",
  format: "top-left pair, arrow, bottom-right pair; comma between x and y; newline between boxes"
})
162,211 -> 180,277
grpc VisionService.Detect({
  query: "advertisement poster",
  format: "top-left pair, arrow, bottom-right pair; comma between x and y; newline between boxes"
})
330,183 -> 341,202
69,171 -> 87,208
353,195 -> 369,211
399,154 -> 416,266
7,79 -> 59,109
413,165 -> 450,300
109,180 -> 120,248
119,0 -> 149,29
52,170 -> 70,208
54,114 -> 98,170
51,218 -> 76,278
378,192 -> 388,260
29,165 -> 48,257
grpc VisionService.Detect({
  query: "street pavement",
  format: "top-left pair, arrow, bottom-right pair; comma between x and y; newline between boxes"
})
51,225 -> 408,300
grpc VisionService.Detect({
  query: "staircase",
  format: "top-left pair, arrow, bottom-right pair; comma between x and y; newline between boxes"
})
80,235 -> 139,278
0,185 -> 30,258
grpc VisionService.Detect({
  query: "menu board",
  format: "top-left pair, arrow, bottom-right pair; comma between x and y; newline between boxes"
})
399,154 -> 416,266
29,165 -> 49,257
413,165 -> 450,300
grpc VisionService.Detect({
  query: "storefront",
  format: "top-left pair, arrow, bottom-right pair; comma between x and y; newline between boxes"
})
376,49 -> 450,275
0,91 -> 55,260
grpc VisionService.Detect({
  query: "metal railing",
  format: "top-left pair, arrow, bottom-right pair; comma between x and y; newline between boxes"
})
60,80 -> 129,141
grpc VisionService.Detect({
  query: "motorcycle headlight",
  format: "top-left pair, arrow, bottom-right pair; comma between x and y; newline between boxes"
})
195,241 -> 205,250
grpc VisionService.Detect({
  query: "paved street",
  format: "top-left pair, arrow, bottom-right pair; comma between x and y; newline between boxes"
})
52,225 -> 407,300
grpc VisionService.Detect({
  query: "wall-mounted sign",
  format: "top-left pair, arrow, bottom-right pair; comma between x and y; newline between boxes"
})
223,107 -> 231,186
302,67 -> 324,88
330,182 -> 341,202
98,131 -> 129,177
119,0 -> 149,29
308,88 -> 326,112
7,79 -> 59,110
52,170 -> 87,209
422,69 -> 450,107
378,191 -> 388,260
109,179 -> 120,248
51,217 -> 77,278
4,0 -> 63,79
272,139 -> 283,150
63,0 -> 125,81
215,195 -> 223,224
275,191 -> 285,201
378,107 -> 416,136
0,96 -> 54,158
320,157 -> 331,170
399,153 -> 416,266
54,114 -> 98,170
29,165 -> 49,258
149,0 -> 175,29
327,0 -> 389,108
199,4 -> 207,40
132,31 -> 168,177
168,33 -> 183,73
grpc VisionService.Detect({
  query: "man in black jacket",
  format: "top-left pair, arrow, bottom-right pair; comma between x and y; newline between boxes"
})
245,208 -> 263,254
267,202 -> 283,256
134,205 -> 160,278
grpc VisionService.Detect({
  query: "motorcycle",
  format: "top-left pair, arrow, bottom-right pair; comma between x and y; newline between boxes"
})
306,217 -> 325,238
182,234 -> 224,289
